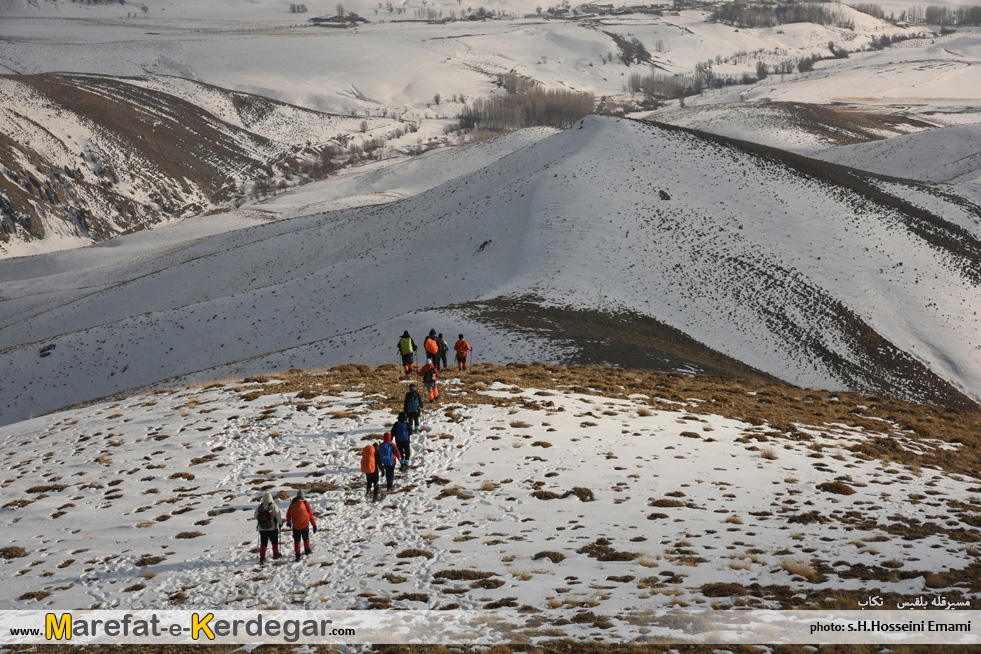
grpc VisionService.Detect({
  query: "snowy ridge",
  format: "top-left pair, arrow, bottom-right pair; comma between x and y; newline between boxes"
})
0,116 -> 979,428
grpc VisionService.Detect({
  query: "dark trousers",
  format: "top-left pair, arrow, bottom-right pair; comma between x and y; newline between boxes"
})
366,471 -> 379,497
383,465 -> 395,489
407,412 -> 420,430
439,352 -> 448,368
292,527 -> 310,552
396,441 -> 411,464
259,530 -> 279,556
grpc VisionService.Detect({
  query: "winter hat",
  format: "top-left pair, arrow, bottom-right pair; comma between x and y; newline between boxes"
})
384,432 -> 393,443
261,491 -> 274,505
429,329 -> 436,336
398,411 -> 407,421
402,330 -> 410,337
426,358 -> 433,364
295,489 -> 305,501
438,333 -> 443,338
409,383 -> 416,390
458,334 -> 464,339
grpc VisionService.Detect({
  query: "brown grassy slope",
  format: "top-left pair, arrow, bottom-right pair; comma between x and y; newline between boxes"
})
195,362 -> 981,480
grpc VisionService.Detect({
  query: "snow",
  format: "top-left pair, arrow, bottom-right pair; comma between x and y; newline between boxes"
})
2,372 -> 978,625
1,116 -> 979,427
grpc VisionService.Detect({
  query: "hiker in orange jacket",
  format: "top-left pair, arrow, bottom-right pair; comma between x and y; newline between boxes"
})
285,490 -> 317,561
454,334 -> 473,370
423,329 -> 440,370
417,358 -> 441,401
361,443 -> 380,502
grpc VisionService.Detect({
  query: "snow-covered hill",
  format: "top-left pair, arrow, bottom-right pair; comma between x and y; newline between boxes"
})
1,116 -> 979,428
0,73 -> 404,256
2,363 -> 979,623
813,123 -> 981,204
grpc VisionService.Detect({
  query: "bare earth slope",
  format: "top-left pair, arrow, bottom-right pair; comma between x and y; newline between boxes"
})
0,73 -> 395,255
0,116 -> 979,427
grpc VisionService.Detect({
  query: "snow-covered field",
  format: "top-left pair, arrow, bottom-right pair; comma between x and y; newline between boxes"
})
3,365 -> 979,629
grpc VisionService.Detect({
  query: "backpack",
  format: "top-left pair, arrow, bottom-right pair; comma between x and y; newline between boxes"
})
392,421 -> 410,442
379,442 -> 396,467
405,392 -> 421,413
361,445 -> 377,473
423,369 -> 435,384
289,499 -> 311,530
257,504 -> 275,530
399,337 -> 414,355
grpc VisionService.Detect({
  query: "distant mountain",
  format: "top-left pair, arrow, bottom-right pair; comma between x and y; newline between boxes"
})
1,115 -> 979,426
0,73 -> 396,256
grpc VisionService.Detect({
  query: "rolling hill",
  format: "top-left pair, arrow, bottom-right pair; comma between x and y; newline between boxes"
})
1,116 -> 979,427
0,73 -> 401,256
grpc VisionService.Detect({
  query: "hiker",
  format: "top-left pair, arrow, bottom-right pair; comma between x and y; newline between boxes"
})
417,357 -> 441,401
454,334 -> 473,371
378,433 -> 401,492
392,411 -> 412,469
361,443 -> 380,502
254,491 -> 283,564
285,489 -> 317,561
397,331 -> 417,376
437,333 -> 450,370
403,383 -> 424,433
424,329 -> 440,370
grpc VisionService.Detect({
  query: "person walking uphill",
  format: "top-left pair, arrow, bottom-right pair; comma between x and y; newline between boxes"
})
378,433 -> 401,492
397,331 -> 417,377
392,412 -> 412,469
437,333 -> 450,370
361,443 -> 381,502
403,383 -> 424,433
454,334 -> 473,371
254,491 -> 283,564
417,358 -> 441,401
424,329 -> 440,370
285,490 -> 317,562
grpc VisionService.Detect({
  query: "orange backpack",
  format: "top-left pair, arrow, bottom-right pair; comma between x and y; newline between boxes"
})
361,445 -> 377,473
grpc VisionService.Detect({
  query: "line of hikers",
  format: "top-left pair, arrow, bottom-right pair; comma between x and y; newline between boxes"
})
254,489 -> 318,564
254,407 -> 422,563
398,330 -> 472,401
398,330 -> 472,374
253,331 -> 467,564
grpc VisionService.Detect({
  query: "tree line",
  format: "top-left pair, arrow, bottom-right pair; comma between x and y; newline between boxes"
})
457,73 -> 595,131
710,3 -> 854,29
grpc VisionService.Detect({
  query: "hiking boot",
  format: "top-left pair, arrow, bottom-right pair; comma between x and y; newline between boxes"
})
259,556 -> 266,565
304,548 -> 313,556
295,552 -> 302,562
272,552 -> 282,560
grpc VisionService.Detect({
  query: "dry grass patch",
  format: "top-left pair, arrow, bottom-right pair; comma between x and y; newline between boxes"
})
18,591 -> 51,602
175,531 -> 204,539
532,551 -> 566,564
816,481 -> 857,495
779,557 -> 819,582
396,549 -> 433,559
135,554 -> 166,567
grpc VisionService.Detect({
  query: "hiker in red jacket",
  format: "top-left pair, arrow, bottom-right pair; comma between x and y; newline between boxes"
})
285,489 -> 317,561
417,358 -> 440,401
454,334 -> 473,370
